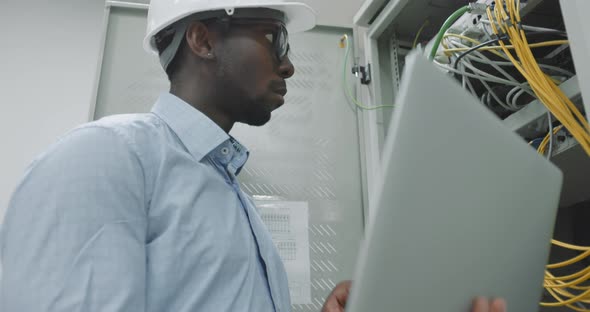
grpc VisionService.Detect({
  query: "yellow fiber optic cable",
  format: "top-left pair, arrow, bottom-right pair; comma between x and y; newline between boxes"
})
537,126 -> 565,155
545,279 -> 590,300
543,286 -> 590,311
545,266 -> 590,282
544,270 -> 590,289
442,33 -> 507,59
546,249 -> 590,269
484,1 -> 590,308
443,40 -> 569,53
541,285 -> 590,307
487,2 -> 590,156
553,240 -> 590,252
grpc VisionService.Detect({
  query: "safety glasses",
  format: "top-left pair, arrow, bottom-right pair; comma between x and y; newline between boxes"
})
214,18 -> 291,62
155,9 -> 291,70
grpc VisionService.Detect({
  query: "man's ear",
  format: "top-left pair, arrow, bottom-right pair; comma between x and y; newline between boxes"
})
185,21 -> 216,60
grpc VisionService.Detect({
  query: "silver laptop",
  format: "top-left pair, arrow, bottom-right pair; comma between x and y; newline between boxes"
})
346,52 -> 563,312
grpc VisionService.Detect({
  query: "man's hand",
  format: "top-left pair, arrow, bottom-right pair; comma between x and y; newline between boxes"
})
321,280 -> 351,312
321,281 -> 506,312
472,297 -> 507,312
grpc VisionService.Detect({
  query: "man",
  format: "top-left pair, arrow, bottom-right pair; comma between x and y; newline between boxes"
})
0,0 -> 506,311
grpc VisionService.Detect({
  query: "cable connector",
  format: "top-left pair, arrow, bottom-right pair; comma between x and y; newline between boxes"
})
352,63 -> 372,85
491,33 -> 509,44
468,3 -> 488,15
339,35 -> 347,49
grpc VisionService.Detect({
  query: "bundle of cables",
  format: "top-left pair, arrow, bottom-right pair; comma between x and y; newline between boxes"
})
533,122 -> 590,311
487,2 -> 590,308
486,0 -> 590,157
440,31 -> 571,114
431,1 -> 590,309
433,4 -> 577,118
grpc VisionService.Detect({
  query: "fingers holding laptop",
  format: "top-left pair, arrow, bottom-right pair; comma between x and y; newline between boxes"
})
472,297 -> 507,312
322,280 -> 506,312
321,280 -> 352,312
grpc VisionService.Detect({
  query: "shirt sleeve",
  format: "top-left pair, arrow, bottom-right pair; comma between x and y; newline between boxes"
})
0,126 -> 148,312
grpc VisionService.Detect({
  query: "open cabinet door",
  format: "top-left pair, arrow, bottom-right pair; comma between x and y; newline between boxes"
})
560,0 -> 590,125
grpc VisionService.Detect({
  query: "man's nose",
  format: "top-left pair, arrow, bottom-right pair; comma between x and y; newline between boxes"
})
279,56 -> 295,79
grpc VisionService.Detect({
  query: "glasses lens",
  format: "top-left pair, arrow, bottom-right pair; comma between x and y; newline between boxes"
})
276,24 -> 289,61
220,19 -> 289,61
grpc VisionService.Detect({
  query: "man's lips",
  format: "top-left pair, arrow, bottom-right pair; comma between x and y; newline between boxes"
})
273,88 -> 288,97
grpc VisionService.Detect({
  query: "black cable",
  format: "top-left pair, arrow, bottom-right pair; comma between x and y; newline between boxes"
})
452,31 -> 568,71
512,29 -> 567,37
453,38 -> 503,70
524,29 -> 568,37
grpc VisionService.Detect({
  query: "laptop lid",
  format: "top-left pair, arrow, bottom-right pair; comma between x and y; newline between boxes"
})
346,51 -> 563,312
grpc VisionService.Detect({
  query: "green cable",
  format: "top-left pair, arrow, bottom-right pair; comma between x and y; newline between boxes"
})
339,7 -> 470,110
413,20 -> 430,48
342,35 -> 394,110
429,5 -> 470,61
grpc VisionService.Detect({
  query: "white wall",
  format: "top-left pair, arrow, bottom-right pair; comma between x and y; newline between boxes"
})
0,0 -> 106,222
301,0 -> 365,28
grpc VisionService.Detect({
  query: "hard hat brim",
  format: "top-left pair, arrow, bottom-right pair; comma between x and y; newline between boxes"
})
260,2 -> 317,33
144,2 -> 317,55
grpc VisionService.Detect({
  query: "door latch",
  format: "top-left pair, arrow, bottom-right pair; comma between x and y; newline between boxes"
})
352,63 -> 372,85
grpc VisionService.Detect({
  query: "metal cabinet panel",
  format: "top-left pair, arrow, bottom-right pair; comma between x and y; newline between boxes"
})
561,0 -> 590,125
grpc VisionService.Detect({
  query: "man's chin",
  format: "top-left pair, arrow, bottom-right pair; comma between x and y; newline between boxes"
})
244,112 -> 272,127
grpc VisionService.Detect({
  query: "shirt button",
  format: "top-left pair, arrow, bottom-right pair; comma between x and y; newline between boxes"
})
221,147 -> 230,155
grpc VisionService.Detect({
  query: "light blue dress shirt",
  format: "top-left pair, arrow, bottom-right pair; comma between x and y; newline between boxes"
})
0,93 -> 291,312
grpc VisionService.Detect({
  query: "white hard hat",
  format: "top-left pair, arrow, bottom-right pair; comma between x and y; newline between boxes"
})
144,0 -> 317,56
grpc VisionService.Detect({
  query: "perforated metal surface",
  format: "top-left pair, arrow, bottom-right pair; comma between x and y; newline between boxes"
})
227,29 -> 365,311
94,6 -> 364,310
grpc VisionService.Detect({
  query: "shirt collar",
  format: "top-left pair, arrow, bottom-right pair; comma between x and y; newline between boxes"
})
151,92 -> 230,162
212,138 -> 250,176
